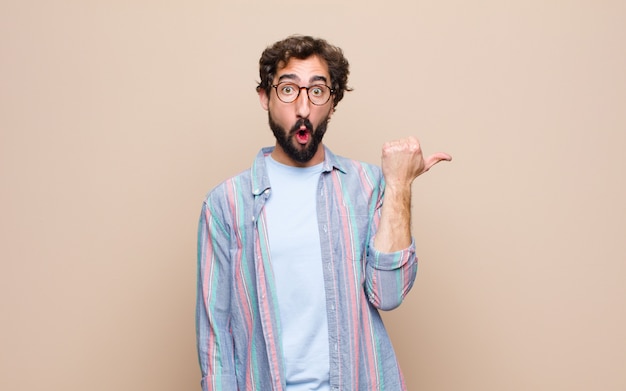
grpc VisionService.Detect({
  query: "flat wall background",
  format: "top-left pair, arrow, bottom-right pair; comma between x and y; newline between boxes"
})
1,1 -> 624,390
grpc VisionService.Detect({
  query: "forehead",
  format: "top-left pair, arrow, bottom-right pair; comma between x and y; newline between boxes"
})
275,55 -> 330,83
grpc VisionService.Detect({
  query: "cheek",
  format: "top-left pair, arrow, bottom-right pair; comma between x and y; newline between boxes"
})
268,106 -> 294,129
312,107 -> 333,123
269,107 -> 290,124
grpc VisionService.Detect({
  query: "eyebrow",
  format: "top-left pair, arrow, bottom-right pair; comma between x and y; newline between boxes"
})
277,74 -> 329,84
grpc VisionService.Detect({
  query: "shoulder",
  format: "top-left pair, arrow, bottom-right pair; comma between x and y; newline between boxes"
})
203,169 -> 253,206
202,147 -> 271,206
329,151 -> 383,185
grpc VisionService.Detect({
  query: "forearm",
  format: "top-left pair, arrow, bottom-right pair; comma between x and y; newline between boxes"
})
373,183 -> 412,252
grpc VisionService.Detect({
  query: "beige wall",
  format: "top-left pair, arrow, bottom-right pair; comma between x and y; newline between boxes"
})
1,1 -> 625,390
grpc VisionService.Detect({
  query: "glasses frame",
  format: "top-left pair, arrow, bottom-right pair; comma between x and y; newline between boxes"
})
271,82 -> 335,106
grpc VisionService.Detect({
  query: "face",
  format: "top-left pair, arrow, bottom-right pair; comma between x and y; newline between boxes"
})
258,55 -> 335,167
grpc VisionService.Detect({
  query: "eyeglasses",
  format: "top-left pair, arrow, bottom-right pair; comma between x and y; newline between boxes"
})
271,82 -> 335,106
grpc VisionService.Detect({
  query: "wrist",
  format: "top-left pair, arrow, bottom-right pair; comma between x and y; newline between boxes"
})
384,182 -> 412,195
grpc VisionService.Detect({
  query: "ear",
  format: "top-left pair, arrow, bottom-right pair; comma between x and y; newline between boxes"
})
258,87 -> 269,111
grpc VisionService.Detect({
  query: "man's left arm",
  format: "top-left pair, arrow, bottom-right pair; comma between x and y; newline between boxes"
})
367,136 -> 451,309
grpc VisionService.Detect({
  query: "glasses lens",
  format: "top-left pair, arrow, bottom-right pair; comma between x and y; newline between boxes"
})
308,85 -> 330,105
276,83 -> 299,103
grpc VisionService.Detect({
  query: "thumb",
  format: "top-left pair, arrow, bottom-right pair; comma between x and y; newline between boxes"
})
424,152 -> 452,172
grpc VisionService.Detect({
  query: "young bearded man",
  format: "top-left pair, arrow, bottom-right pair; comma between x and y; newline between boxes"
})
196,35 -> 451,391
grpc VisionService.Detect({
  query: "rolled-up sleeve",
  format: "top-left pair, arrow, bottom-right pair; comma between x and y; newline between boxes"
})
365,238 -> 417,310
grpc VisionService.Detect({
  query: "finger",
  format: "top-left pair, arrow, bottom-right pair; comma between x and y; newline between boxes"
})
424,152 -> 452,171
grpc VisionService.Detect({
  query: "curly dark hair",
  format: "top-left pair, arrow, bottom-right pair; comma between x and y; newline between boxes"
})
257,35 -> 352,108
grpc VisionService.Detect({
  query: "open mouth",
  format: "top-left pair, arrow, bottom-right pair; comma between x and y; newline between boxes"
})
295,128 -> 310,144
292,120 -> 313,145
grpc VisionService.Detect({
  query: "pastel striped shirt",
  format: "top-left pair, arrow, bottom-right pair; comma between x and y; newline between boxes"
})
196,146 -> 418,391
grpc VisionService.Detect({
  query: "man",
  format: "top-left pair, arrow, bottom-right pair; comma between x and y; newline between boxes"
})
196,35 -> 451,391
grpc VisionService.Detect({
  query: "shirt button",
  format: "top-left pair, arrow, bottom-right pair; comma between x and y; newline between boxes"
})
323,225 -> 328,233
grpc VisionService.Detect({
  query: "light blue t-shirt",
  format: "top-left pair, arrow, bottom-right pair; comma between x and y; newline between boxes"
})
264,155 -> 330,391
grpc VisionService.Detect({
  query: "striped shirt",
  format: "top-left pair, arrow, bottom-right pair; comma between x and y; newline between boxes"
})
196,146 -> 418,391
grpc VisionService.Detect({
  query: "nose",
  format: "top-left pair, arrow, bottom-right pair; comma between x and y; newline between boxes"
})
295,87 -> 311,118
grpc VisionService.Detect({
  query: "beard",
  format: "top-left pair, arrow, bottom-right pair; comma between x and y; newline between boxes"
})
268,112 -> 329,164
